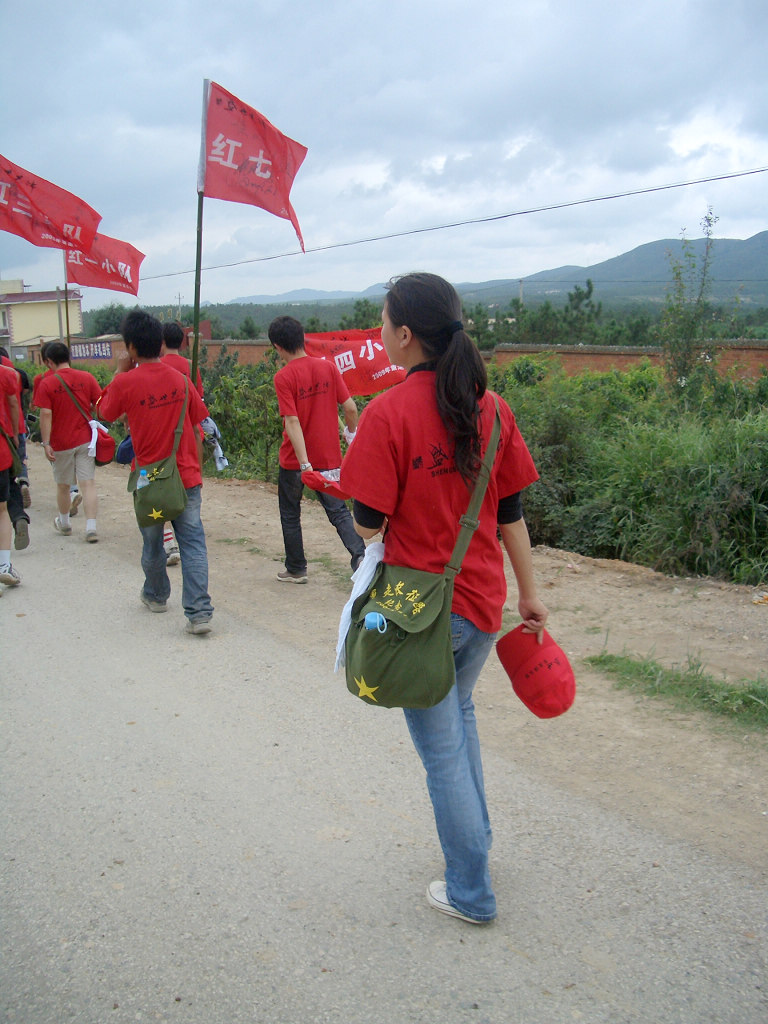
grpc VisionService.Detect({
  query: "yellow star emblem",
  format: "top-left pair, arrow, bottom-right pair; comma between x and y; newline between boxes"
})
354,675 -> 379,701
148,507 -> 165,520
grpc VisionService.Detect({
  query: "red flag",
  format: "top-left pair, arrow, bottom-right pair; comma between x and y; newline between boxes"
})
198,81 -> 307,250
65,233 -> 145,295
0,154 -> 101,252
304,329 -> 406,397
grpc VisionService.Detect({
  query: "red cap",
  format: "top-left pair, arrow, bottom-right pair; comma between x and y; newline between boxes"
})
496,624 -> 575,719
301,470 -> 351,501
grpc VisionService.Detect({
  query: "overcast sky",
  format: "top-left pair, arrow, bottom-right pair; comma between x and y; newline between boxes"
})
2,0 -> 767,311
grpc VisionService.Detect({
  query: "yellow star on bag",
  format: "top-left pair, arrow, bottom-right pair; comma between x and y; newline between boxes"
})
354,675 -> 379,701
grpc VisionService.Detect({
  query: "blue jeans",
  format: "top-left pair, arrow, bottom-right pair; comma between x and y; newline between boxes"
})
404,614 -> 497,922
139,485 -> 213,623
277,466 -> 365,573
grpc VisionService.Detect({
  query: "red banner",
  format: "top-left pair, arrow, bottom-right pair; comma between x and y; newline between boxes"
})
65,233 -> 145,295
304,329 -> 406,397
0,154 -> 101,252
199,81 -> 307,249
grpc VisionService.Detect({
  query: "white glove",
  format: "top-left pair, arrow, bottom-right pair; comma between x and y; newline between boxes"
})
343,426 -> 356,445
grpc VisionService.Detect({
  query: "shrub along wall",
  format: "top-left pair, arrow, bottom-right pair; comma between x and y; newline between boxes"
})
488,359 -> 768,586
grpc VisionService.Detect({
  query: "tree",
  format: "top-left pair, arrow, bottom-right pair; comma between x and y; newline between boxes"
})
88,302 -> 130,335
514,301 -> 563,346
562,278 -> 602,344
464,302 -> 495,349
659,208 -> 718,388
304,315 -> 330,333
239,315 -> 259,339
338,299 -> 381,330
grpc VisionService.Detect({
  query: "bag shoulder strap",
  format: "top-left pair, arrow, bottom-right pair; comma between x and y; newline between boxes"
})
445,395 -> 502,579
170,377 -> 189,457
54,372 -> 91,424
0,423 -> 19,450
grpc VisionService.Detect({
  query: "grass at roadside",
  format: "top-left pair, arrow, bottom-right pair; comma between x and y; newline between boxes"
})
586,651 -> 768,730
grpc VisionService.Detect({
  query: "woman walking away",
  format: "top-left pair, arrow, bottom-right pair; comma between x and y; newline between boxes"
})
340,272 -> 548,924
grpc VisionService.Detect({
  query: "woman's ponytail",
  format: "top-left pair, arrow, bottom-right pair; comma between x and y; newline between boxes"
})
386,274 -> 487,486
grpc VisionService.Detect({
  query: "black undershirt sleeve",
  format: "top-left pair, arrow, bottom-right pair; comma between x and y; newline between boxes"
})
353,493 -> 523,529
497,492 -> 523,524
353,499 -> 386,529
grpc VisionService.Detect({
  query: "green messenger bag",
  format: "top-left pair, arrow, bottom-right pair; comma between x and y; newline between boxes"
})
345,561 -> 457,708
0,426 -> 24,481
345,399 -> 501,709
127,378 -> 189,529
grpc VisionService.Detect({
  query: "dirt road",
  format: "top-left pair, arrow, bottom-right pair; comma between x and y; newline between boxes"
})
2,446 -> 766,1024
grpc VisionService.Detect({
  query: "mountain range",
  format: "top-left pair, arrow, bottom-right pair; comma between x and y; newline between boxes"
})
229,230 -> 768,308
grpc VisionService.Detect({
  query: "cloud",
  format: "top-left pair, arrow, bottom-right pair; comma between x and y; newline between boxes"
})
1,0 -> 766,310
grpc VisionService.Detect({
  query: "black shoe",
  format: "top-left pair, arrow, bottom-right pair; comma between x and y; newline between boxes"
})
14,519 -> 30,550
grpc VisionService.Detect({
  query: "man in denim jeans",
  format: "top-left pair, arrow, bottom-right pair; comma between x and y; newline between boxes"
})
98,311 -> 214,635
269,316 -> 364,583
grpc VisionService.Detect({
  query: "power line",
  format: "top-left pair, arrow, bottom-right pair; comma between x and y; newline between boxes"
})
142,166 -> 768,283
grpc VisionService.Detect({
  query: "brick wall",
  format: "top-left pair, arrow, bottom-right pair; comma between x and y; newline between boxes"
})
66,337 -> 768,381
199,339 -> 768,380
492,341 -> 768,380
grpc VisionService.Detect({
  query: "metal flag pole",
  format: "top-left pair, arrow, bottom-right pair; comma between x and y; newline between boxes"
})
191,79 -> 210,386
61,249 -> 71,347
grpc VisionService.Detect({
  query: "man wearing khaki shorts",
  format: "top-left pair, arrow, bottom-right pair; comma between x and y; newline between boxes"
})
35,342 -> 102,543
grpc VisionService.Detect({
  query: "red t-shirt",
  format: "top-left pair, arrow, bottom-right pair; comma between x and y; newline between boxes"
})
0,365 -> 18,471
32,368 -> 52,408
340,371 -> 539,633
97,362 -> 208,488
274,355 -> 350,470
162,351 -> 204,397
35,366 -> 103,451
1,355 -> 25,433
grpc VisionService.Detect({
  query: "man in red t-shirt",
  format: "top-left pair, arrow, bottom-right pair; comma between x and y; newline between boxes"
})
0,364 -> 22,587
32,347 -> 82,519
98,310 -> 214,635
269,315 -> 365,583
161,321 -> 204,397
36,342 -> 102,543
0,347 -> 32,550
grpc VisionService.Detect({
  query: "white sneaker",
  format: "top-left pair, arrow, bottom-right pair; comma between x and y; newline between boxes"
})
69,491 -> 82,516
426,881 -> 490,924
0,563 -> 22,586
165,544 -> 180,566
53,516 -> 72,536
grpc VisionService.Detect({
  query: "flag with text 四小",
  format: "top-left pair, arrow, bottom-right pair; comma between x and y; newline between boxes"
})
65,233 -> 145,295
198,81 -> 307,250
304,328 -> 406,397
0,154 -> 101,253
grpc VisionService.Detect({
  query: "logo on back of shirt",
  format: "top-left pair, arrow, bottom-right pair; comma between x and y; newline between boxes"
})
297,380 -> 330,399
411,442 -> 457,477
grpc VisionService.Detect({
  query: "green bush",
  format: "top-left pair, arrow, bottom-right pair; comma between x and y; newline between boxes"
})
200,348 -> 284,483
493,358 -> 768,585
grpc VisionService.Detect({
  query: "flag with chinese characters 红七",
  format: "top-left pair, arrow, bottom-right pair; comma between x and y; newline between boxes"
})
303,328 -> 406,397
65,233 -> 145,295
0,154 -> 101,252
198,81 -> 307,250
